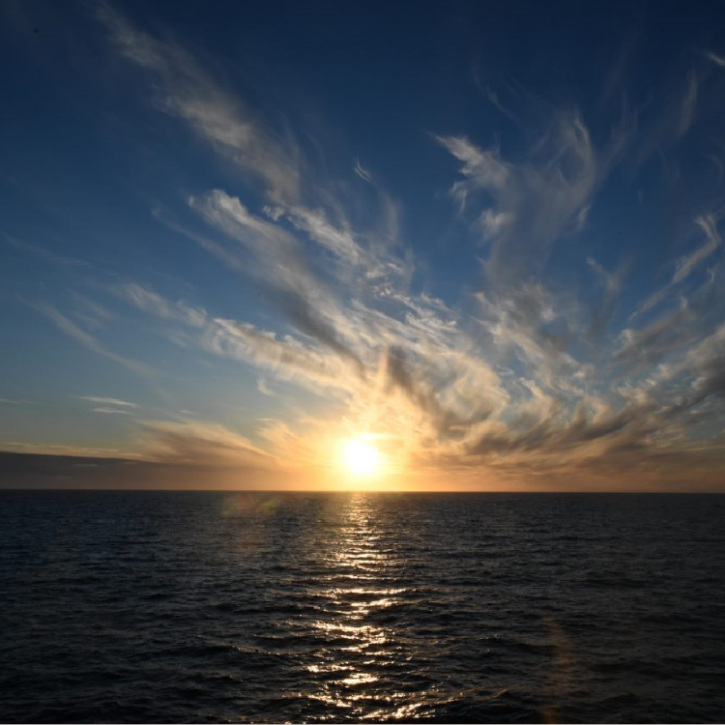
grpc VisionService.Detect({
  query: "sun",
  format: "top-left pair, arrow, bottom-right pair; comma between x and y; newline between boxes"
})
341,438 -> 381,477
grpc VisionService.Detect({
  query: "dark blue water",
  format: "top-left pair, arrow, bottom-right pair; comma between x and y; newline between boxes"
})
1,492 -> 724,723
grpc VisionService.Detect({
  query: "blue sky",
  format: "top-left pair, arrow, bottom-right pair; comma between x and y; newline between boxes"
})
2,0 -> 725,490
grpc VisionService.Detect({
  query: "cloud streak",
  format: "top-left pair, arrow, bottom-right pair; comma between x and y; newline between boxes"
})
78,396 -> 138,407
138,420 -> 274,468
32,302 -> 151,375
92,407 -> 134,415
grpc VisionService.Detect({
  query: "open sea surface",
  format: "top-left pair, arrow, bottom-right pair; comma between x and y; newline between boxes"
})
1,492 -> 725,723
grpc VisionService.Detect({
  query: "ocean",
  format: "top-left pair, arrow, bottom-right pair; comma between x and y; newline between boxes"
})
1,491 -> 724,723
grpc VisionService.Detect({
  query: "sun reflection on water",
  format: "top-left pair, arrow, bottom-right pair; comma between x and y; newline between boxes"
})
303,493 -> 411,718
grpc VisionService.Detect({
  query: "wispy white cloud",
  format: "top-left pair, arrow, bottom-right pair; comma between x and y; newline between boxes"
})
631,213 -> 724,320
354,159 -> 372,183
673,214 -> 722,283
69,293 -> 115,332
704,51 -> 725,69
586,256 -> 632,340
114,282 -> 206,327
95,0 -> 300,204
257,378 -> 276,396
4,234 -> 89,267
436,108 -> 628,283
32,302 -> 151,375
677,70 -> 698,138
92,406 -> 134,415
78,396 -> 138,407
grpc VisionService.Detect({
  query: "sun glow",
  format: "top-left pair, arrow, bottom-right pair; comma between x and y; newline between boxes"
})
341,438 -> 381,477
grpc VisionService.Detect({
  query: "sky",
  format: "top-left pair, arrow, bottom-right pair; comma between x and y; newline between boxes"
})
2,0 -> 725,491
